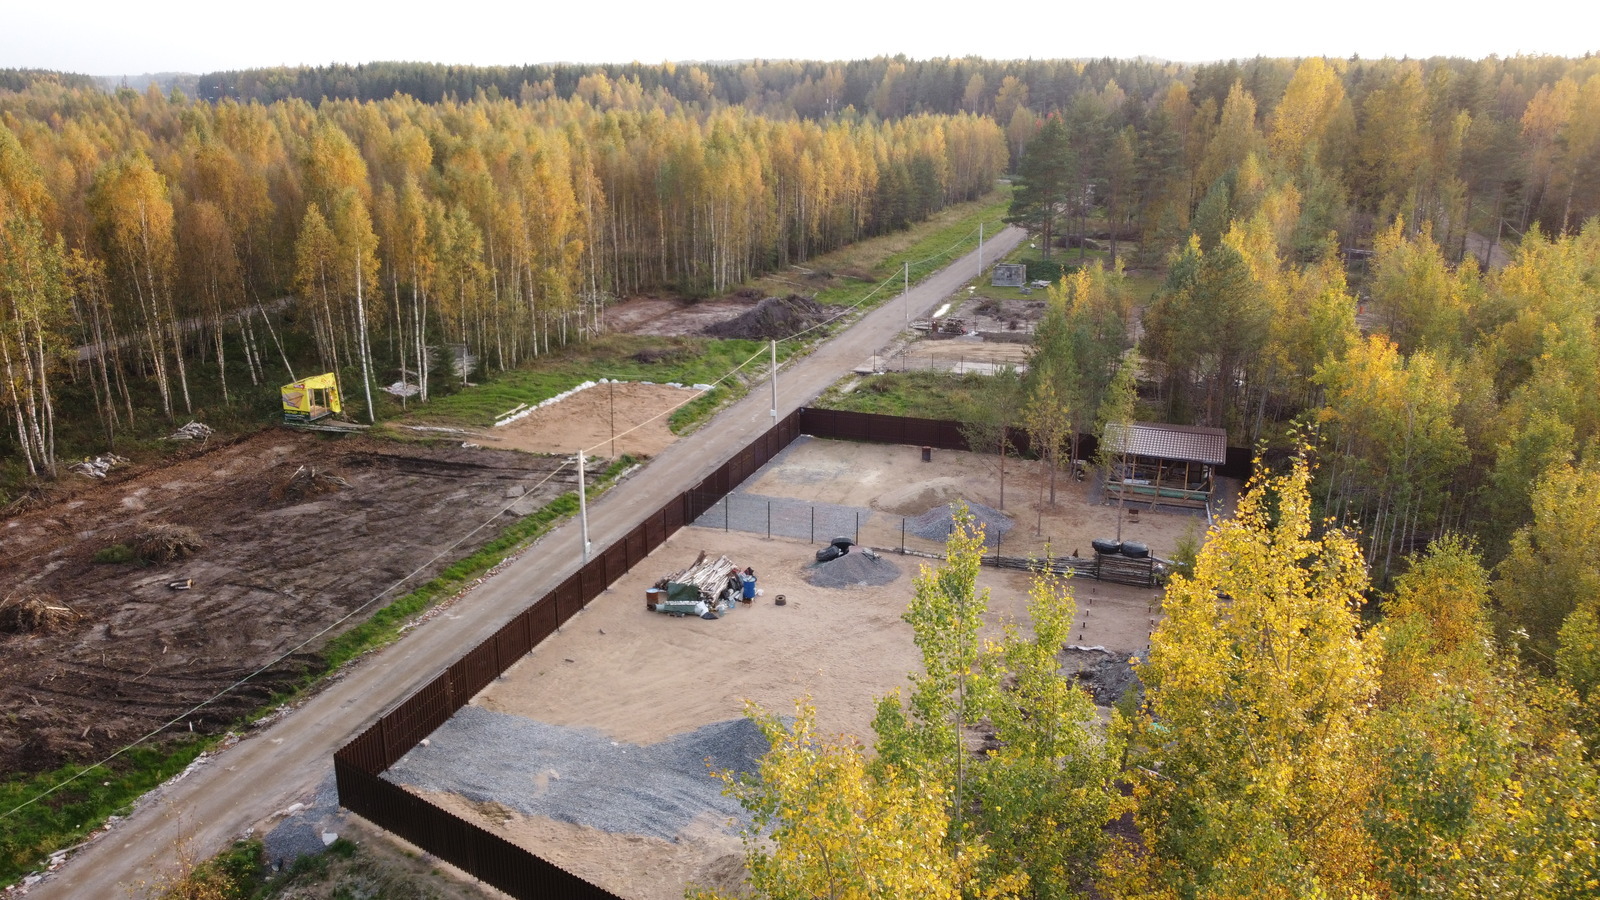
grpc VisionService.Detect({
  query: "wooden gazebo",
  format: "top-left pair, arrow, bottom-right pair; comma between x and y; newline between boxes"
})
1100,422 -> 1227,510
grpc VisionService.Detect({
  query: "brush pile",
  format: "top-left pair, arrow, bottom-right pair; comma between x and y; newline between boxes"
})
269,465 -> 350,502
133,523 -> 204,563
0,592 -> 81,634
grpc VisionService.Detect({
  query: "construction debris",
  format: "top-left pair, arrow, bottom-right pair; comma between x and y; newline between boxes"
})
166,421 -> 214,441
0,593 -> 81,634
68,454 -> 128,479
133,523 -> 204,564
651,551 -> 742,617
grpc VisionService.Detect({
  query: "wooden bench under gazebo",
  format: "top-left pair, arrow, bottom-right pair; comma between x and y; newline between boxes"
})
1100,422 -> 1227,512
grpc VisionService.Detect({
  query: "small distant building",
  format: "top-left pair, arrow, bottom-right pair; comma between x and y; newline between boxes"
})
991,263 -> 1026,287
1100,422 -> 1227,510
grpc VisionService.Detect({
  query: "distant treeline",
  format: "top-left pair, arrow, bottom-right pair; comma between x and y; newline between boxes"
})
0,69 -> 97,93
186,56 -> 1600,242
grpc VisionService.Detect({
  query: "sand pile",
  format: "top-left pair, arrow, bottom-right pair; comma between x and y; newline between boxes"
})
907,502 -> 1013,547
703,295 -> 830,341
804,551 -> 901,589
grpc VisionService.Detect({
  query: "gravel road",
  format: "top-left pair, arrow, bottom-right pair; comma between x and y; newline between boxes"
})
31,225 -> 1024,899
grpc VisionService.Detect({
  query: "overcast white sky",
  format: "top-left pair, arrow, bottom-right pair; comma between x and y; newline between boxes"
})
4,0 -> 1595,76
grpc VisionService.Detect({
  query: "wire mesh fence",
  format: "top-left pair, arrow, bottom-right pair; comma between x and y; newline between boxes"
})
863,350 -> 1028,376
690,489 -> 1123,564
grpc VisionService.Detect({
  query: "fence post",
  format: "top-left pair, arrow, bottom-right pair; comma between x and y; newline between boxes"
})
901,517 -> 906,554
855,511 -> 860,545
724,495 -> 729,533
767,500 -> 772,540
810,506 -> 815,544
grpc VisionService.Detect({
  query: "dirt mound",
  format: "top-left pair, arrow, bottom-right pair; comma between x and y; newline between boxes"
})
1062,647 -> 1142,707
0,593 -> 81,634
133,523 -> 204,563
907,502 -> 1013,548
872,477 -> 968,516
804,551 -> 901,589
703,294 -> 830,341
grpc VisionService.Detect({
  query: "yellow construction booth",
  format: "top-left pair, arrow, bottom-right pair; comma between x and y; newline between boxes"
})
281,373 -> 343,424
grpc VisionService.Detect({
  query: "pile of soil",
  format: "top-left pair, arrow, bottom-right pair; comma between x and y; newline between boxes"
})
1062,647 -> 1142,707
702,295 -> 830,341
907,501 -> 1014,548
804,551 -> 901,589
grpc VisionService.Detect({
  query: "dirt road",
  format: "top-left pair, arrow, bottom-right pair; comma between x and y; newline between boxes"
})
30,226 -> 1024,898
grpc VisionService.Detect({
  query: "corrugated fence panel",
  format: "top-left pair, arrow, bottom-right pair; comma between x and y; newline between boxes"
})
602,542 -> 628,585
449,638 -> 500,701
529,595 -> 559,644
333,722 -> 387,773
555,572 -> 584,622
378,672 -> 454,768
625,523 -> 649,569
495,611 -> 532,665
579,558 -> 606,604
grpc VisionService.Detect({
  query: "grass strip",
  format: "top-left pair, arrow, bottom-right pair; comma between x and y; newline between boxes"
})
0,456 -> 636,889
814,370 -> 1000,421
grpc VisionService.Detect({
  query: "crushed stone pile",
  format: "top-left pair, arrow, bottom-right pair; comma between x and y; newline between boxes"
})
804,551 -> 902,588
703,294 -> 830,341
906,501 -> 1013,548
386,707 -> 768,841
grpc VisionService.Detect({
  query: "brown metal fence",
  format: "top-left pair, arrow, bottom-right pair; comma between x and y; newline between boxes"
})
332,407 -> 1246,897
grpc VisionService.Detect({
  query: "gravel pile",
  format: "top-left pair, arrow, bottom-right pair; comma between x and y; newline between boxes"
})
703,294 -> 830,341
906,501 -> 1013,548
804,552 -> 901,588
384,706 -> 768,840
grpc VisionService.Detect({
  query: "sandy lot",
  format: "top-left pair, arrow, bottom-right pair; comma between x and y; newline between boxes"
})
485,382 -> 704,459
0,433 -> 582,775
739,436 -> 1218,562
407,435 -> 1178,900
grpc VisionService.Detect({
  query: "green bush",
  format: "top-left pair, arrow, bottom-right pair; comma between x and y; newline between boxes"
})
93,543 -> 135,564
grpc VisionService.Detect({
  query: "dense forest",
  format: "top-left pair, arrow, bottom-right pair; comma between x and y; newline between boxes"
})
0,72 -> 1006,479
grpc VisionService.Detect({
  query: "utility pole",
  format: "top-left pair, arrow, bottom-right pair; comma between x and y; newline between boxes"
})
770,340 -> 778,418
609,380 -> 616,458
578,451 -> 591,562
903,261 -> 909,329
978,222 -> 984,278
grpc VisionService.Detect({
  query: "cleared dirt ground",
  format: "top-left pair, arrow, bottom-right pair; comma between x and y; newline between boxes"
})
0,432 -> 582,776
481,382 -> 702,459
602,296 -> 758,336
408,436 -> 1176,900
